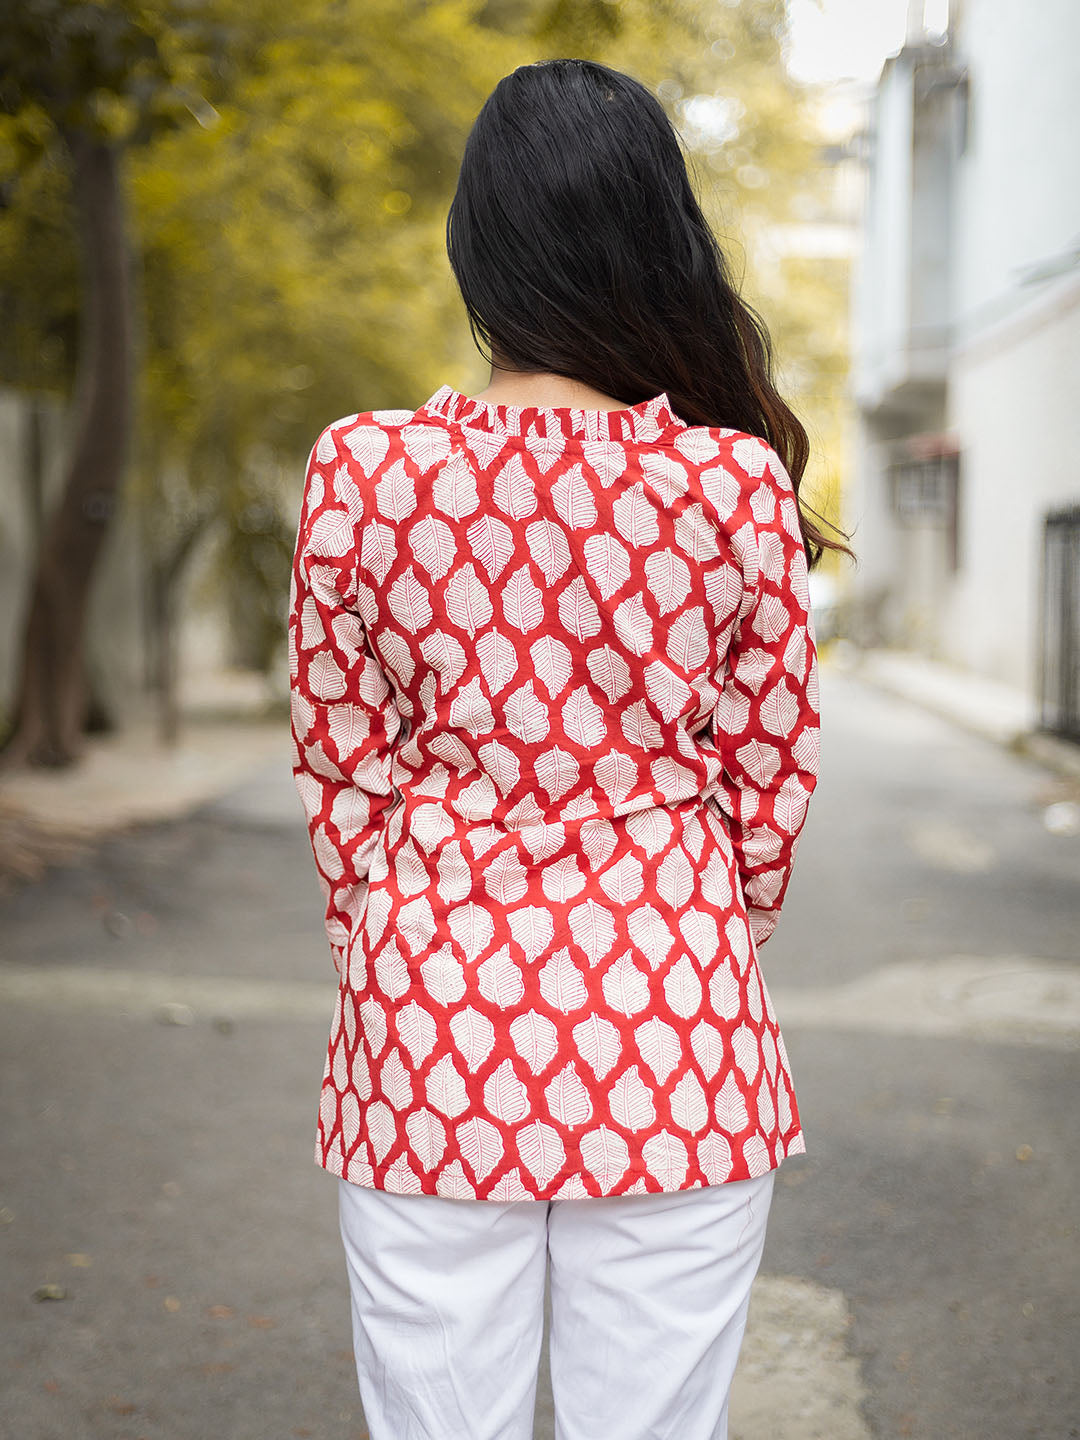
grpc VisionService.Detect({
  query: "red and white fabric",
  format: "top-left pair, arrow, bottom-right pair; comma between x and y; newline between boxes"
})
288,383 -> 821,1200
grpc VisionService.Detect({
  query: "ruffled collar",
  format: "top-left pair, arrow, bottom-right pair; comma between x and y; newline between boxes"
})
416,383 -> 686,443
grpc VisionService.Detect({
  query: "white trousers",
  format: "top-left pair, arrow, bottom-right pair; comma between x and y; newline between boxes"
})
337,1169 -> 776,1440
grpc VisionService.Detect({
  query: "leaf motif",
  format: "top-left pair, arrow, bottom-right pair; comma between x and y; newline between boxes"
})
612,483 -> 660,549
613,592 -> 653,657
409,513 -> 457,581
583,533 -> 631,600
456,1116 -> 504,1181
524,426 -> 566,474
562,687 -> 607,748
663,954 -> 703,1019
419,949 -> 466,1006
445,562 -> 494,637
580,440 -> 628,487
669,1071 -> 709,1133
673,428 -> 722,465
608,1065 -> 656,1130
557,576 -> 602,641
538,948 -> 588,1013
424,1055 -> 470,1119
449,1007 -> 496,1072
420,629 -> 468,694
568,897 -> 616,967
642,1130 -> 689,1188
515,1120 -> 565,1187
373,938 -> 410,1001
481,848 -> 530,905
503,565 -> 545,634
594,750 -> 638,807
375,459 -> 417,522
447,903 -> 494,962
395,1001 -> 438,1066
476,628 -> 520,695
551,463 -> 598,529
401,423 -> 451,470
433,448 -> 480,520
379,1047 -> 413,1111
756,1074 -> 776,1134
572,1014 -> 621,1080
634,1016 -> 681,1084
467,513 -> 516,582
697,1131 -> 734,1184
509,1010 -> 559,1074
545,1062 -> 593,1127
601,952 -> 650,1016
387,567 -> 433,635
404,1107 -> 447,1171
505,680 -> 550,744
534,747 -> 579,802
597,853 -> 645,906
586,645 -> 631,704
625,903 -> 676,971
530,635 -> 573,699
342,423 -> 389,476
666,606 -> 710,672
732,436 -> 770,478
476,945 -> 525,1009
366,1100 -> 398,1163
508,907 -> 555,963
579,1125 -> 630,1187
524,519 -> 572,585
484,1059 -> 530,1124
493,451 -> 537,520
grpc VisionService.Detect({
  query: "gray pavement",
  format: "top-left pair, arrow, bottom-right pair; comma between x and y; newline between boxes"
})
1,661 -> 1078,1439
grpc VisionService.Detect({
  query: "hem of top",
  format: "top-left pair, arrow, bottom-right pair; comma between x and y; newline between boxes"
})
316,1129 -> 808,1201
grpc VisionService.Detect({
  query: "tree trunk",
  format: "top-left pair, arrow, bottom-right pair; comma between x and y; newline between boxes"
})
1,129 -> 134,769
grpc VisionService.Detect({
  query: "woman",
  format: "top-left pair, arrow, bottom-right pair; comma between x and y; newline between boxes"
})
289,56 -> 853,1440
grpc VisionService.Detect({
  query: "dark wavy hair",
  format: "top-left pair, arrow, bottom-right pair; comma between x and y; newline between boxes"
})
446,57 -> 854,571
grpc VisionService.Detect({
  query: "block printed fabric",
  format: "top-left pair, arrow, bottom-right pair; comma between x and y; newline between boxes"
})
288,384 -> 821,1200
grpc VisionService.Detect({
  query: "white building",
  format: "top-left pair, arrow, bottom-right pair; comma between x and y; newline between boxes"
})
848,0 -> 1080,741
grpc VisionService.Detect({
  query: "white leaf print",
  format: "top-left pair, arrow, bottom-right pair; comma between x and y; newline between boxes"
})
420,949 -> 466,1006
488,1168 -> 531,1201
367,1101 -> 397,1163
594,750 -> 638,807
742,1133 -> 771,1174
396,1001 -> 438,1067
554,1173 -> 590,1199
580,1125 -> 630,1187
531,635 -> 573,699
485,1060 -> 530,1124
425,1054 -> 470,1119
387,567 -> 433,636
524,426 -> 566,474
568,898 -> 617,967
510,1010 -> 559,1074
534,746 -> 579,802
373,938 -> 410,1000
663,954 -> 703,1019
634,1016 -> 681,1084
580,439 -> 628,487
673,428 -> 722,464
482,848 -> 529,906
608,1065 -> 656,1131
524,519 -> 572,585
538,949 -> 588,1013
583,533 -> 631,600
308,652 -> 347,701
678,908 -> 720,968
515,1120 -> 565,1188
731,1022 -> 761,1083
375,459 -> 416,522
405,1107 -> 447,1171
562,686 -> 607,748
656,847 -> 695,911
761,1028 -> 778,1080
708,965 -> 742,1022
778,1075 -> 793,1132
586,644 -> 632,704
746,965 -> 765,1023
448,677 -> 495,737
643,662 -> 692,721
467,513 -> 516,582
493,451 -> 537,520
697,1131 -> 734,1185
401,423 -> 451,470
477,737 -> 520,794
756,1075 -> 776,1134
714,1071 -> 750,1133
445,562 -> 494,637
644,548 -> 692,615
508,907 -> 555,963
343,423 -> 389,476
704,560 -> 744,625
540,856 -> 587,904
456,1116 -> 504,1181
612,483 -> 660,548
626,903 -> 676,971
503,565 -> 545,634
601,952 -> 651,1016
557,576 -> 602,641
751,591 -> 790,646
760,677 -> 801,739
435,1159 -> 475,1198
642,1130 -> 689,1188
476,946 -> 525,1009
640,451 -> 689,501
505,680 -> 550,744
447,903 -> 495,962
420,629 -> 468,695
572,1014 -> 622,1080
378,629 -> 415,687
300,596 -> 325,650
436,840 -> 473,903
358,997 -> 388,1057
433,448 -> 480,520
552,463 -> 598,529
700,464 -> 742,524
669,1071 -> 709,1133
666,606 -> 710,672
735,737 -> 782,788
545,1062 -> 593,1127
476,628 -> 520,695
379,1048 -> 413,1111
732,436 -> 770,478
409,514 -> 456,581
449,1007 -> 496,1072
619,700 -> 665,751
598,853 -> 645,906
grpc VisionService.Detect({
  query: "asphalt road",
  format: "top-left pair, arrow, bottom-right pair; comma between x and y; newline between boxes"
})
1,662 -> 1078,1440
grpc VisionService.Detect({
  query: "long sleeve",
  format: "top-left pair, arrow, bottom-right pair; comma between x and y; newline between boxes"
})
288,421 -> 405,975
708,438 -> 821,950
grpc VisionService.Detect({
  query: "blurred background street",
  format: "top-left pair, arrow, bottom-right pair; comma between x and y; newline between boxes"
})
3,0 -> 1079,1436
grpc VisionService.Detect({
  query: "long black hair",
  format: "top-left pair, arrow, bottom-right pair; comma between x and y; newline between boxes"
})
446,57 -> 854,570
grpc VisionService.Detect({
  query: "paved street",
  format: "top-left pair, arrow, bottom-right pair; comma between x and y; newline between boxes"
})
2,660 -> 1078,1440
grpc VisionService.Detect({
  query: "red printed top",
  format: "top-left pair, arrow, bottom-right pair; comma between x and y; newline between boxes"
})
288,383 -> 820,1200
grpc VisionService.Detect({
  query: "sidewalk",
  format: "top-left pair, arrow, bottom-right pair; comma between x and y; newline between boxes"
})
839,642 -> 1080,781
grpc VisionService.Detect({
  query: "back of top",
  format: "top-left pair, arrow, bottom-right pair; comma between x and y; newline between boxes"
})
289,382 -> 820,1201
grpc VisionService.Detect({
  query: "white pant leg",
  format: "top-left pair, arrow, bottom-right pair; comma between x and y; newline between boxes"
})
337,1178 -> 549,1440
547,1171 -> 776,1440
